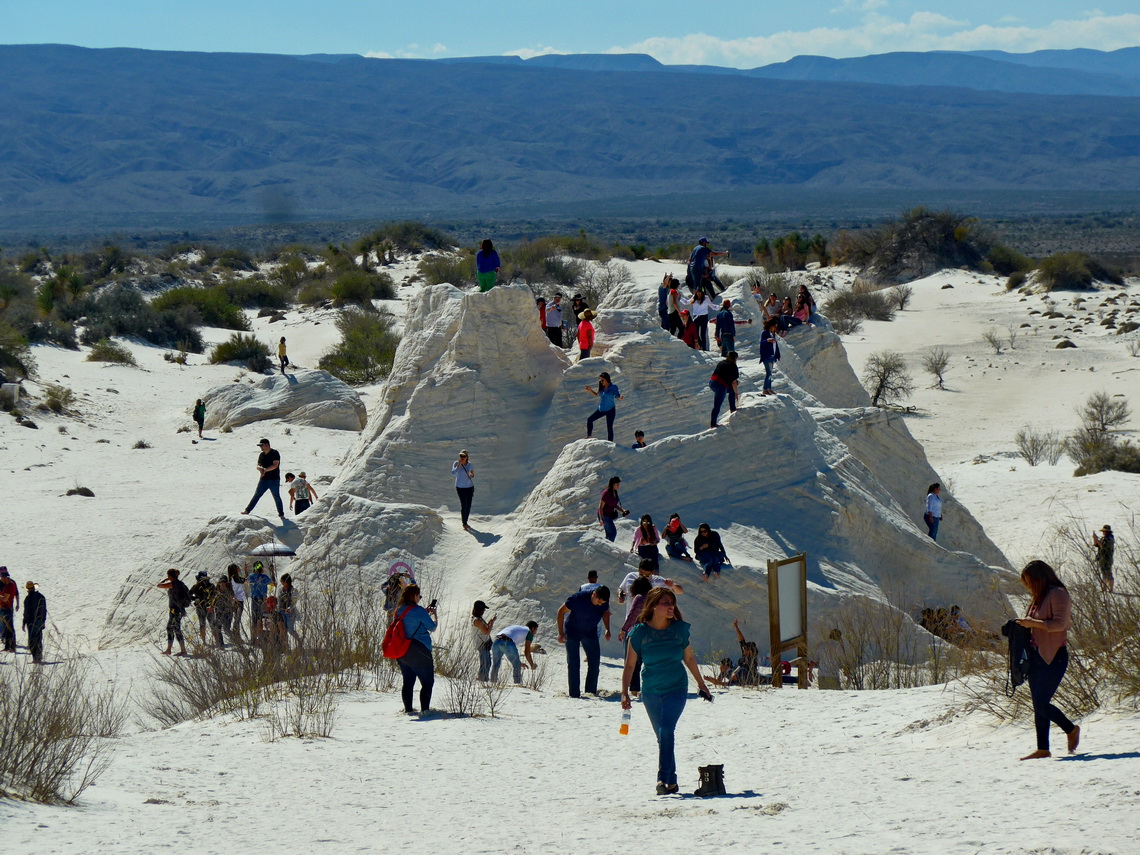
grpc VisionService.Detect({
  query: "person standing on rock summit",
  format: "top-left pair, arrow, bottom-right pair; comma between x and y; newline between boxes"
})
453,450 -> 476,531
584,372 -> 622,442
241,438 -> 284,520
476,239 -> 501,292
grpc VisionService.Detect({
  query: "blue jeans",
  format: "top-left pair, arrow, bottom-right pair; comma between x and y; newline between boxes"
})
642,689 -> 687,786
478,643 -> 492,681
709,380 -> 736,426
659,309 -> 670,331
719,334 -> 734,357
586,407 -> 616,441
245,479 -> 283,516
926,515 -> 940,541
762,359 -> 776,392
566,633 -> 601,697
1029,647 -> 1075,751
601,515 -> 617,542
491,638 -> 523,683
665,540 -> 690,560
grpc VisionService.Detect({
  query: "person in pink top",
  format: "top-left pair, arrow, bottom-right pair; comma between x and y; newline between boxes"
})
577,309 -> 596,361
1015,560 -> 1080,760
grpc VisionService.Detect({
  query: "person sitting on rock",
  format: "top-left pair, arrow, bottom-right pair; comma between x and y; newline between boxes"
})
662,514 -> 693,562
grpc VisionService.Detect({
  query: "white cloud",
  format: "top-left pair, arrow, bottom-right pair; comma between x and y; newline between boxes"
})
504,45 -> 565,60
431,44 -> 448,54
611,12 -> 1140,67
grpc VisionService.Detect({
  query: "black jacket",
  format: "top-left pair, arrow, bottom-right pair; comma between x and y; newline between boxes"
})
23,590 -> 46,629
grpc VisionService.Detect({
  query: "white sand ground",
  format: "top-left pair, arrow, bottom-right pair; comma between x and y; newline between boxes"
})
1,259 -> 1138,854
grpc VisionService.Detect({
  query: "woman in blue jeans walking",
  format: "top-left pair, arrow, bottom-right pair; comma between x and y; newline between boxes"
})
584,372 -> 622,442
1015,560 -> 1080,759
759,317 -> 781,396
621,587 -> 712,795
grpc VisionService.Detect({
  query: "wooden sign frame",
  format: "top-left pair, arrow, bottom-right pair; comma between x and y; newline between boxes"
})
767,552 -> 808,689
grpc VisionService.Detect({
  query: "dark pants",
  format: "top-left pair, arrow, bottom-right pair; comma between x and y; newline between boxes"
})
244,478 -> 283,516
668,311 -> 684,337
0,608 -> 15,651
710,379 -> 737,426
586,408 -> 616,441
1028,647 -> 1075,751
659,309 -> 670,331
694,316 -> 709,350
637,544 -> 660,572
398,640 -> 436,712
295,499 -> 311,514
27,622 -> 45,662
166,608 -> 185,645
211,609 -> 230,648
280,356 -> 288,374
546,327 -> 563,348
456,486 -> 474,526
566,632 -> 601,697
579,348 -> 591,361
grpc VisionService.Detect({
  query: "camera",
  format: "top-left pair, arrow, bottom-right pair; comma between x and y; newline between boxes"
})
428,599 -> 438,610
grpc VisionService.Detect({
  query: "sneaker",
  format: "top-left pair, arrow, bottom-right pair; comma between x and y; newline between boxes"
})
656,783 -> 668,795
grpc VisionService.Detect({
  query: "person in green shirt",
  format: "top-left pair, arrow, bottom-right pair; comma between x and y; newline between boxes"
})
621,587 -> 711,795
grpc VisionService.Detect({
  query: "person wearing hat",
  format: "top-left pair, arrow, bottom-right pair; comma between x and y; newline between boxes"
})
0,567 -> 20,653
241,438 -> 284,520
157,569 -> 190,657
714,299 -> 753,358
453,450 -> 476,531
190,570 -> 215,644
471,600 -> 496,681
687,237 -> 729,297
22,581 -> 47,663
1093,525 -> 1115,592
577,309 -> 597,362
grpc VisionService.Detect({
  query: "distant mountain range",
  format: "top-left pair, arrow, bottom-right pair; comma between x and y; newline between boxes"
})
1,43 -> 1139,231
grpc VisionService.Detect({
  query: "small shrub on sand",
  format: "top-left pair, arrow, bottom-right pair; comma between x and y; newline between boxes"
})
86,339 -> 137,365
318,309 -> 400,385
861,351 -> 913,408
44,384 -> 75,413
209,333 -> 272,373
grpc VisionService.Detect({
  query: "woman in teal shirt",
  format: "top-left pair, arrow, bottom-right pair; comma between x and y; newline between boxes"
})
621,587 -> 711,794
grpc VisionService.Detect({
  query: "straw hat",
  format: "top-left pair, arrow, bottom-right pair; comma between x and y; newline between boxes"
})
579,309 -> 596,321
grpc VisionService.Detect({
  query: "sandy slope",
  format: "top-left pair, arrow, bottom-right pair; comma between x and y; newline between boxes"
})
2,260 -> 1139,853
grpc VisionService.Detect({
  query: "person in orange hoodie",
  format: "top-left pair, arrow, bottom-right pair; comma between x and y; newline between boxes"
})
577,309 -> 597,361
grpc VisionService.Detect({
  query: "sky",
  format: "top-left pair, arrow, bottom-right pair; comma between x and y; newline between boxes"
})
3,1 -> 1140,67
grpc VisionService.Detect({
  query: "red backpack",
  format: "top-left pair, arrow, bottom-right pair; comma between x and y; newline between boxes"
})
382,607 -> 413,659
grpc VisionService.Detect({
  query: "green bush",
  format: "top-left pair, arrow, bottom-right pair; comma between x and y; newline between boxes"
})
837,208 -> 992,284
1037,252 -> 1123,292
1006,270 -> 1028,290
220,277 -> 291,309
0,321 -> 35,378
86,338 -> 137,365
152,287 -> 249,330
986,243 -> 1034,276
215,249 -> 255,271
297,282 -> 332,306
44,384 -> 75,413
74,285 -> 204,352
1070,431 -> 1140,476
318,309 -> 400,385
329,272 -> 396,307
357,222 -> 454,255
209,333 -> 272,372
824,286 -> 896,328
417,253 -> 476,288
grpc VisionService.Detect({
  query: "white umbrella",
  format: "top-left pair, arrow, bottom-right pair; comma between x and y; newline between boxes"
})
247,542 -> 296,557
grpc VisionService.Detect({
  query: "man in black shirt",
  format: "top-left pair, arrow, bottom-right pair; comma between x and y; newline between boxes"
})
22,581 -> 47,664
709,351 -> 740,429
240,438 -> 284,520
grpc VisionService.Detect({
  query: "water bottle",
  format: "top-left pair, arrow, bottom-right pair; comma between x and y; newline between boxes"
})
619,707 -> 631,735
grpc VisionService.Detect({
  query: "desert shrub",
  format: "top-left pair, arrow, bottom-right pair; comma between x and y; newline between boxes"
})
825,285 -> 896,329
1078,390 -> 1131,434
862,350 -> 913,407
578,259 -> 633,309
417,253 -> 476,289
986,243 -> 1034,276
754,232 -> 829,270
260,670 -> 339,741
133,439 -> 151,449
318,309 -> 400,385
741,270 -> 792,300
0,321 -> 35,378
152,286 -> 249,330
86,338 -> 137,365
1014,426 -> 1064,466
1037,252 -> 1123,292
921,346 -> 950,389
840,208 -> 993,284
1006,270 -> 1027,290
0,656 -> 125,803
982,328 -> 1005,354
829,314 -> 863,335
1071,435 -> 1140,477
358,222 -> 454,256
209,333 -> 272,372
887,284 -> 913,310
25,316 -> 79,349
44,384 -> 75,413
297,281 -> 332,306
221,277 -> 291,309
329,271 -> 396,307
501,239 -> 588,290
214,248 -> 255,271
268,255 -> 310,293
74,285 -> 204,352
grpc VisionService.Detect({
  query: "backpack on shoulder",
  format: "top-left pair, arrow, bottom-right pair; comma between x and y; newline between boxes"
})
172,580 -> 192,611
382,607 -> 414,659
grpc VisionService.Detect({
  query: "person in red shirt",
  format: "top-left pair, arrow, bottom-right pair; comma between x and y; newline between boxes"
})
577,309 -> 596,361
680,311 -> 700,349
0,567 -> 19,652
